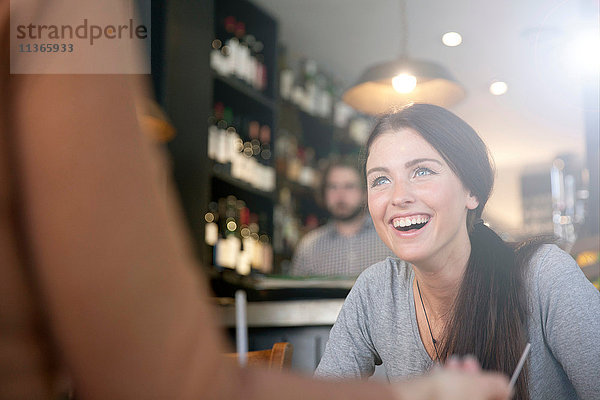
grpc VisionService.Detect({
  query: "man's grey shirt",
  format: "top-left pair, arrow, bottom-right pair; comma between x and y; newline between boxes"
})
290,216 -> 394,277
315,244 -> 600,400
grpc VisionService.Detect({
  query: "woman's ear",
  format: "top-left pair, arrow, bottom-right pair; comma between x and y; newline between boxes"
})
466,192 -> 479,210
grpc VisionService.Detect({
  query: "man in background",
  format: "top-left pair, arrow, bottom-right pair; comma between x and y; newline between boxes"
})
291,158 -> 394,276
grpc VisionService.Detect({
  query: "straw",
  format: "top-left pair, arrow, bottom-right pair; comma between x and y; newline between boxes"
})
508,343 -> 531,392
235,290 -> 248,366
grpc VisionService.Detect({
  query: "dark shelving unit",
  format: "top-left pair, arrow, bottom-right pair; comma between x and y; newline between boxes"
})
163,0 -> 278,278
162,0 -> 364,281
207,0 -> 279,271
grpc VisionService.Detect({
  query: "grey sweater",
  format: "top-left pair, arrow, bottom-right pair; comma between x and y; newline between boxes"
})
315,244 -> 600,399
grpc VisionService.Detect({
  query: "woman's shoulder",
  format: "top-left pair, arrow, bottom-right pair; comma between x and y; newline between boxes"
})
522,243 -> 595,299
358,256 -> 408,277
353,257 -> 411,292
525,243 -> 575,276
343,257 -> 412,316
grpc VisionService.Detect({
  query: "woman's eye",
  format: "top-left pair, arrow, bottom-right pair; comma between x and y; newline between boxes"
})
370,176 -> 390,187
413,167 -> 434,177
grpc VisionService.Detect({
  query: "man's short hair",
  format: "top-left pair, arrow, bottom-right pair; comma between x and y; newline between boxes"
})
317,155 -> 365,206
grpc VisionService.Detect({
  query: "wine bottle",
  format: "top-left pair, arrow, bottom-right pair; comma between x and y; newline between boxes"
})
214,103 -> 228,164
259,234 -> 273,274
210,38 -> 224,74
234,21 -> 248,80
253,41 -> 267,91
259,125 -> 275,191
237,202 -> 252,275
243,33 -> 258,87
213,197 -> 227,268
248,213 -> 263,271
223,196 -> 241,269
204,201 -> 219,246
259,124 -> 271,164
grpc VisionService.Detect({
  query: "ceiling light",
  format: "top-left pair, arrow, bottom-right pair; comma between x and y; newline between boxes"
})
489,81 -> 508,95
342,0 -> 465,115
344,59 -> 466,114
567,29 -> 600,76
391,73 -> 417,93
442,32 -> 462,47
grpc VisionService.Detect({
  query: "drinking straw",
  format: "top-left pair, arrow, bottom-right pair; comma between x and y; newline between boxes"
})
235,290 -> 248,366
509,343 -> 531,392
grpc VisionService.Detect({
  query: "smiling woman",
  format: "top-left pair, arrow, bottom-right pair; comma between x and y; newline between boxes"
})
315,104 -> 600,400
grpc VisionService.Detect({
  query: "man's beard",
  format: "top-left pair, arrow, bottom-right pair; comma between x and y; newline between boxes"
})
328,203 -> 365,222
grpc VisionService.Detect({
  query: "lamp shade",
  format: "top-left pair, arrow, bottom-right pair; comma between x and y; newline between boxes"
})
342,58 -> 466,115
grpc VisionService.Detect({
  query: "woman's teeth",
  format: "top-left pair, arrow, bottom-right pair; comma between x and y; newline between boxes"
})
392,216 -> 430,231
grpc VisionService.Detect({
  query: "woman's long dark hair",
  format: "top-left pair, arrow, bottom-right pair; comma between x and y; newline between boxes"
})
365,104 -> 545,400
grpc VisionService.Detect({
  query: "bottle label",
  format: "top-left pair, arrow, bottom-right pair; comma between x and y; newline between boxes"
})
205,222 -> 218,246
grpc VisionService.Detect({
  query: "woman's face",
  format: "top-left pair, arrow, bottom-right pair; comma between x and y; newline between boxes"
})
366,128 -> 479,267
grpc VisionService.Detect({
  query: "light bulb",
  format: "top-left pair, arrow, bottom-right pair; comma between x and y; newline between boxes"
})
392,74 -> 417,93
442,32 -> 462,47
489,81 -> 508,95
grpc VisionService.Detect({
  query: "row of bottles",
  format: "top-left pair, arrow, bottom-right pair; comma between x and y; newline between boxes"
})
521,192 -> 554,236
519,154 -> 589,243
208,102 -> 275,192
210,15 -> 267,91
550,156 -> 589,249
279,58 -> 335,118
277,48 -> 373,145
206,1 -> 277,280
204,195 -> 273,275
274,129 -> 322,189
273,187 -> 320,256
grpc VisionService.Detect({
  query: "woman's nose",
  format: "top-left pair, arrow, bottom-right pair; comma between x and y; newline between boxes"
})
390,182 -> 415,207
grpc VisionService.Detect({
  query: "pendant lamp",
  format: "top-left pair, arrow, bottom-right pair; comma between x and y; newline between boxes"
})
342,0 -> 465,115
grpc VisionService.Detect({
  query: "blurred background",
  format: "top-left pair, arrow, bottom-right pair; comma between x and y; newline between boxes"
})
142,0 -> 598,373
148,0 -> 598,282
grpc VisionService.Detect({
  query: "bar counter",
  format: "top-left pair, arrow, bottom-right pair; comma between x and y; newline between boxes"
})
217,298 -> 345,328
215,296 -> 346,373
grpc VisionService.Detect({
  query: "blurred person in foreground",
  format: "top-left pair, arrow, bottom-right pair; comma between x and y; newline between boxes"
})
315,104 -> 600,399
0,0 -> 511,399
290,157 -> 394,276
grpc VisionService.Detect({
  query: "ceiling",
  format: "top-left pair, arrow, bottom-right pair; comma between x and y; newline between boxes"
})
252,0 -> 596,170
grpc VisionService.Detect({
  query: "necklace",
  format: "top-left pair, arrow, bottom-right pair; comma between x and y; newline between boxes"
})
416,279 -> 441,361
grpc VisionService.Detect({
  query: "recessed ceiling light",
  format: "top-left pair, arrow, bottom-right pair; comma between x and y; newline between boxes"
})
568,29 -> 600,76
489,81 -> 508,95
442,32 -> 462,47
